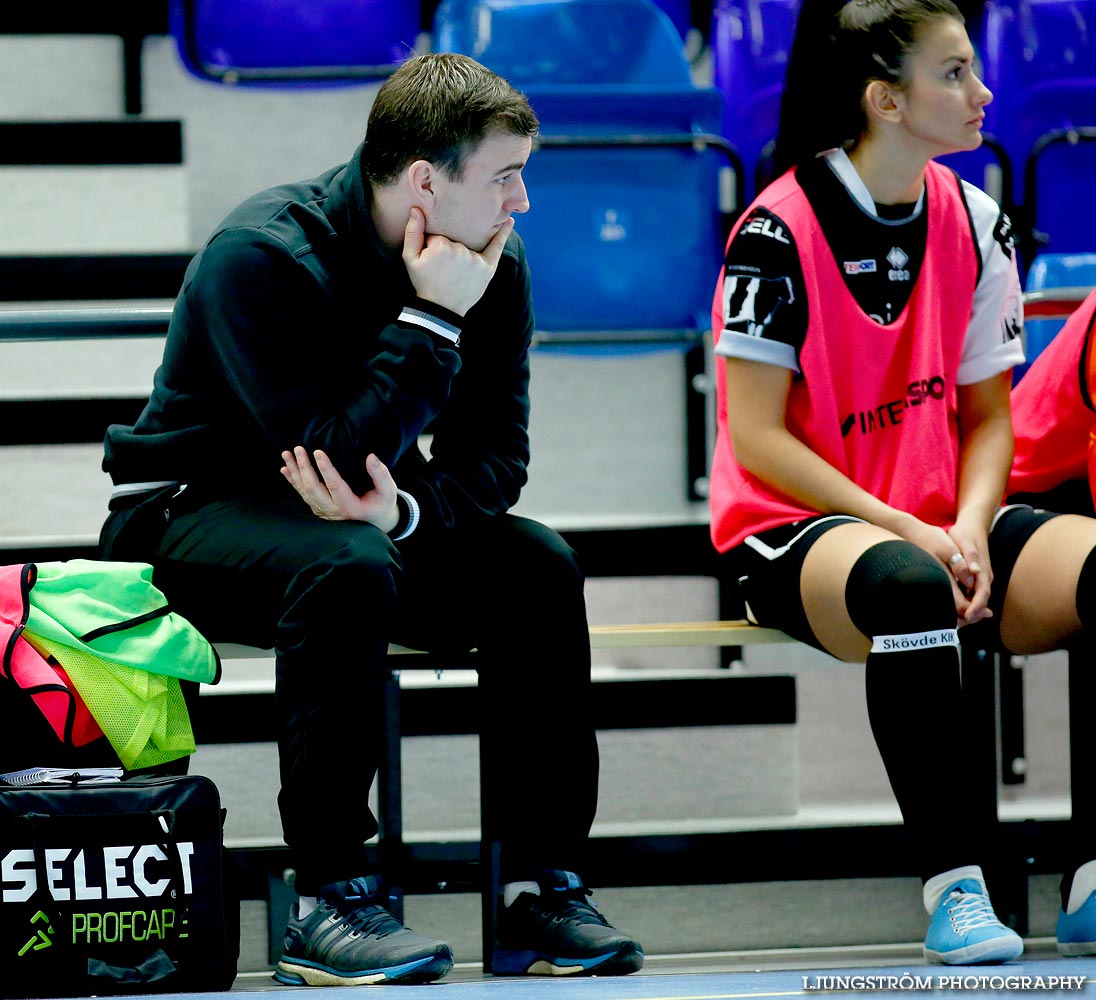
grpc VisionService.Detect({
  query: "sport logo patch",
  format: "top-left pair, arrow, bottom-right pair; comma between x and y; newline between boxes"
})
18,911 -> 54,957
886,246 -> 910,281
844,259 -> 877,274
723,275 -> 795,338
741,215 -> 791,243
994,213 -> 1016,256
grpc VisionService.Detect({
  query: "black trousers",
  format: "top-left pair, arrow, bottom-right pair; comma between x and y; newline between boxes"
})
101,489 -> 598,895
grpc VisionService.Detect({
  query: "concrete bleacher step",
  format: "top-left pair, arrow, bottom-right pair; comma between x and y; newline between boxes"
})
223,795 -> 1071,853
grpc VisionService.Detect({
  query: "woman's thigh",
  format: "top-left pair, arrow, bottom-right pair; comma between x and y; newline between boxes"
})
998,513 -> 1096,654
724,517 -> 904,662
799,522 -> 909,661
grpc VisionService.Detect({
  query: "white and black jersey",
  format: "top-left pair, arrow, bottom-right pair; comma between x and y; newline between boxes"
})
715,148 -> 1024,384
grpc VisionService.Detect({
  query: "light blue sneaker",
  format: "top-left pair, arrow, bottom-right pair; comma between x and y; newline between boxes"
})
923,878 -> 1024,965
1058,891 -> 1096,955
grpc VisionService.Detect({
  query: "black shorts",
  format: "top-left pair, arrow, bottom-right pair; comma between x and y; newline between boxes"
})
718,505 -> 1061,653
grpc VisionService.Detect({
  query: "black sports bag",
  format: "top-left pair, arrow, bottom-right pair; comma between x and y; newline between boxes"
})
0,773 -> 238,996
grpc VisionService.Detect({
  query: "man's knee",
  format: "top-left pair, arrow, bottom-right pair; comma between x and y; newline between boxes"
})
504,517 -> 584,591
290,526 -> 402,608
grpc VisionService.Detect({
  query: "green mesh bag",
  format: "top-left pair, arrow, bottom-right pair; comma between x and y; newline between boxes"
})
18,560 -> 219,769
26,634 -> 195,769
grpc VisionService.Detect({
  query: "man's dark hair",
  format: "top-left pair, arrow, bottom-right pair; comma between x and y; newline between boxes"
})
362,53 -> 539,186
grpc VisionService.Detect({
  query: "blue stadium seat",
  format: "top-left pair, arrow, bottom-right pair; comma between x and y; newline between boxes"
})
1022,130 -> 1096,260
653,0 -> 695,41
170,0 -> 420,84
1026,252 -> 1096,290
710,0 -> 799,202
433,0 -> 692,85
519,113 -> 729,336
1016,252 -> 1096,380
982,0 -> 1096,261
433,0 -> 738,342
983,0 -> 1096,153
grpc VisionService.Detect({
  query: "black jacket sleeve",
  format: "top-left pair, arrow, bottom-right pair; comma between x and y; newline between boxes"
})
391,235 -> 534,534
183,226 -> 463,494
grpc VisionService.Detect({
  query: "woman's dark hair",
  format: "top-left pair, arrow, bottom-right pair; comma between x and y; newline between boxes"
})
362,53 -> 539,186
770,0 -> 965,176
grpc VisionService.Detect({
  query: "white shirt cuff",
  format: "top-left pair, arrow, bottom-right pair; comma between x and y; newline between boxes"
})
398,307 -> 460,346
392,489 -> 420,541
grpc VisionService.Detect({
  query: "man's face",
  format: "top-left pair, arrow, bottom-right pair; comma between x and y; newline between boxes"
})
426,132 -> 532,251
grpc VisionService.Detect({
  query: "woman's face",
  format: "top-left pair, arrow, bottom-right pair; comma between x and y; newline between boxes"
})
891,17 -> 993,157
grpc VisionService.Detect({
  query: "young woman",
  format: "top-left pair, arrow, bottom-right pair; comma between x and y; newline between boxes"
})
709,0 -> 1096,965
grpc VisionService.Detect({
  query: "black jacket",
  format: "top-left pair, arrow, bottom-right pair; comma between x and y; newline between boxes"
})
104,144 -> 534,537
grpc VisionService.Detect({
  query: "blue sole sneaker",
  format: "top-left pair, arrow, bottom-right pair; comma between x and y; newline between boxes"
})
491,869 -> 644,977
923,877 -> 1024,965
491,944 -> 644,977
274,951 -> 453,986
274,876 -> 453,986
1058,891 -> 1096,955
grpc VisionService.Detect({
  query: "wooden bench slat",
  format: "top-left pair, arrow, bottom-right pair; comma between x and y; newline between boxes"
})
588,620 -> 792,647
210,621 -> 792,667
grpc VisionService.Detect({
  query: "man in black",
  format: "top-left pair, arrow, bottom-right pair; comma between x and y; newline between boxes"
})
100,53 -> 642,985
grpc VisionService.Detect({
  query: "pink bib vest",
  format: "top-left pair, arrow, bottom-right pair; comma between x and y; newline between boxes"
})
1008,290 -> 1096,500
710,163 -> 979,552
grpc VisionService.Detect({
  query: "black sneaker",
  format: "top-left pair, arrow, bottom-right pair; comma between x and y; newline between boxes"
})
274,876 -> 453,986
491,869 -> 644,976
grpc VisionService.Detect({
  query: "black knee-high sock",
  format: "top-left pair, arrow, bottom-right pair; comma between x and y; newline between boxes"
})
847,541 -> 995,882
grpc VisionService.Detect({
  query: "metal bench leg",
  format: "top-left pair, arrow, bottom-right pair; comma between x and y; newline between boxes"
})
478,706 -> 502,972
999,654 -> 1027,786
377,667 -> 406,922
267,870 -> 297,965
962,647 -> 1028,933
1069,639 -> 1095,879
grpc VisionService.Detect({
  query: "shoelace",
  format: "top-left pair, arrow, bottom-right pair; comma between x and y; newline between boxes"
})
946,889 -> 1005,935
546,889 -> 610,927
330,901 -> 404,940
